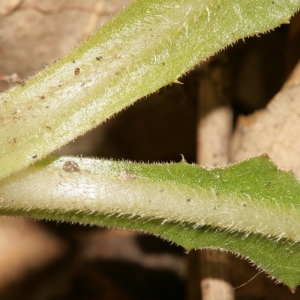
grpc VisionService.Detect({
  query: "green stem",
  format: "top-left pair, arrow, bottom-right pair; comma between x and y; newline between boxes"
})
1,0 -> 300,179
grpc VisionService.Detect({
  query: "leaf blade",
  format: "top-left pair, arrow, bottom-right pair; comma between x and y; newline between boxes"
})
1,0 -> 300,178
1,155 -> 300,288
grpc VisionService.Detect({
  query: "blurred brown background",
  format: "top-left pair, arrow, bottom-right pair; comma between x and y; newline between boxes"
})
1,1 -> 300,299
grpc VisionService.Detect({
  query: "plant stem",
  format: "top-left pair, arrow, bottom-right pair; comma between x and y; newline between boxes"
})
197,56 -> 234,300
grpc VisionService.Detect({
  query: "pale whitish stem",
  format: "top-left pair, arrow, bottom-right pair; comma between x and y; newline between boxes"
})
196,57 -> 234,300
284,12 -> 300,79
282,60 -> 300,90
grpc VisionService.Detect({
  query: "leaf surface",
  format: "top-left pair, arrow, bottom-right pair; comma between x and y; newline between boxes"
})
1,155 -> 300,288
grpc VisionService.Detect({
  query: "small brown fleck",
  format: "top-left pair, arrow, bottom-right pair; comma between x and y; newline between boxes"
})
187,199 -> 191,203
265,182 -> 271,186
96,56 -> 102,60
75,67 -> 80,75
40,95 -> 45,99
8,138 -> 17,145
63,161 -> 80,173
118,170 -> 135,181
242,203 -> 247,207
32,155 -> 37,159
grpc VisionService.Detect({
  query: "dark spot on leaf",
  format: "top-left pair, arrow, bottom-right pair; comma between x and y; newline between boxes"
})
9,138 -> 17,145
75,67 -> 80,75
63,161 -> 80,173
96,56 -> 102,60
118,170 -> 135,181
32,155 -> 37,159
